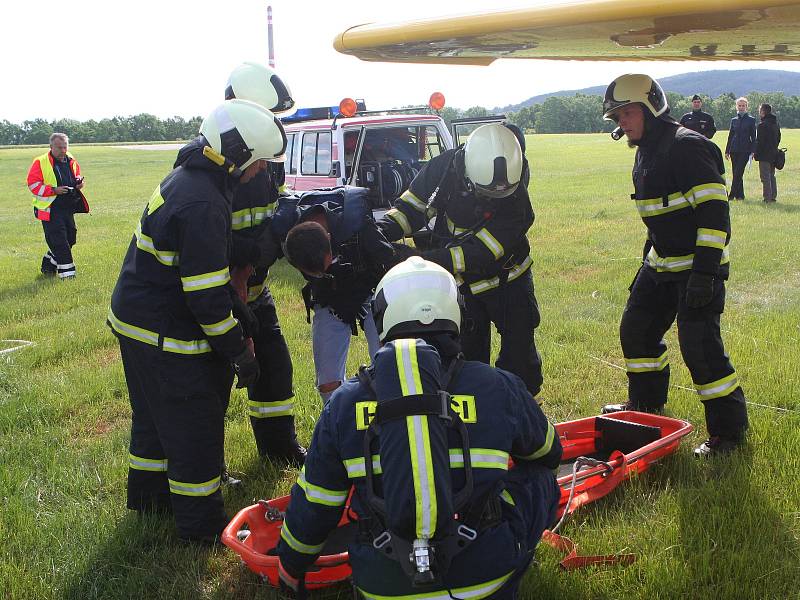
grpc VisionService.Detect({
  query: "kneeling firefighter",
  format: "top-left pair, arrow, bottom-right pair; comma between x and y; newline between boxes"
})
276,257 -> 562,599
109,99 -> 287,542
220,62 -> 306,464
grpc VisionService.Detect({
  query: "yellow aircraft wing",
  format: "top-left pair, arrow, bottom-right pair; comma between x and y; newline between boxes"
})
333,0 -> 800,64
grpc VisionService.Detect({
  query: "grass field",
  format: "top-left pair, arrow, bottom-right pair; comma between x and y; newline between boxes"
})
1,132 -> 799,600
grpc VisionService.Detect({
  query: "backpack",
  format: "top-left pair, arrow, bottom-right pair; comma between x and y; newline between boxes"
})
270,185 -> 370,241
358,339 -> 478,588
775,148 -> 787,170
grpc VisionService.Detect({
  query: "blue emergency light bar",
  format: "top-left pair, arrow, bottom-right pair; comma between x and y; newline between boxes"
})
280,100 -> 367,123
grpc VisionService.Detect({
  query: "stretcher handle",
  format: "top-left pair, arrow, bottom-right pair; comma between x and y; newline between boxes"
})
221,504 -> 274,564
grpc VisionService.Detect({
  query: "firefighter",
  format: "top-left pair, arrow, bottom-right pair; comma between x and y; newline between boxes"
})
679,94 -> 717,139
276,187 -> 398,403
376,123 -> 543,397
108,99 -> 287,542
601,74 -> 749,457
27,132 -> 90,279
276,257 -> 562,599
220,62 -> 305,464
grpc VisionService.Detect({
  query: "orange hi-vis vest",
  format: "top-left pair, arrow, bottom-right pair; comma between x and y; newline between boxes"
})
27,152 -> 89,221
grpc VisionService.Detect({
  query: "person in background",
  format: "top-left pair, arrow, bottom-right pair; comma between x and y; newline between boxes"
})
26,133 -> 89,279
754,102 -> 781,203
679,94 -> 716,139
724,97 -> 756,200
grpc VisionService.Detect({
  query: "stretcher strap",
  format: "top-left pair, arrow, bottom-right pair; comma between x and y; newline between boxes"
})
541,530 -> 636,570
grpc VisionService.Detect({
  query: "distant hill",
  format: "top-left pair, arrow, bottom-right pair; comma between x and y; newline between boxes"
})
498,69 -> 800,113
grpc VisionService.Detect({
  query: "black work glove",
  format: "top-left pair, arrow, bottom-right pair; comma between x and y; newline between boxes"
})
232,347 -> 260,389
253,222 -> 281,270
230,291 -> 259,338
685,272 -> 715,308
389,242 -> 420,266
327,260 -> 354,279
278,559 -> 307,600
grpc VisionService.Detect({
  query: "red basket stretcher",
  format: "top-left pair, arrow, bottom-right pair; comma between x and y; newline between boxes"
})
222,411 -> 693,587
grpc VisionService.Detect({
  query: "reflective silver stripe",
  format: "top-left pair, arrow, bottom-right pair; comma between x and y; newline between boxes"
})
248,399 -> 293,418
28,182 -> 39,191
448,448 -> 509,469
135,223 -> 179,266
343,455 -> 382,478
450,247 -> 465,273
280,522 -> 325,555
162,337 -> 211,354
475,228 -> 504,259
200,314 -> 237,336
625,351 -> 669,373
129,454 -> 167,472
400,190 -> 427,213
297,468 -> 348,506
696,228 -> 727,249
635,194 -> 691,216
695,372 -> 739,400
468,256 -> 532,295
168,476 -> 221,497
57,262 -> 75,270
180,268 -> 230,292
386,208 -> 412,236
107,310 -> 159,346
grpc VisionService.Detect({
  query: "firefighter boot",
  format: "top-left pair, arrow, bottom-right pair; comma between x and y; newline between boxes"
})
263,441 -> 307,466
694,435 -> 744,458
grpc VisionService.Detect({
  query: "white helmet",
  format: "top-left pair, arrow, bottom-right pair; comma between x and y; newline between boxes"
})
372,257 -> 461,342
225,62 -> 295,115
463,123 -> 523,199
200,99 -> 287,170
603,74 -> 669,121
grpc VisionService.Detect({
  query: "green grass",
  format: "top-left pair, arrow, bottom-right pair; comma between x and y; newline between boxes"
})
1,134 -> 799,600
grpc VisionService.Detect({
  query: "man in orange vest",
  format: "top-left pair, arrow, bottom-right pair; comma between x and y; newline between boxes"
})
26,132 -> 89,279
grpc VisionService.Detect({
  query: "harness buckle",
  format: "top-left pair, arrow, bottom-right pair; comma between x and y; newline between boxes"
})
373,530 -> 392,550
457,524 -> 478,541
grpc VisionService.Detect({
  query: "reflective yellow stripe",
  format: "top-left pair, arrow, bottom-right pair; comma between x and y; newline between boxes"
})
168,476 -> 220,497
399,189 -> 427,213
468,255 -> 532,295
499,490 -> 516,506
343,455 -> 383,478
359,570 -> 514,600
446,216 -> 469,235
146,187 -> 165,215
162,337 -> 212,355
517,422 -> 556,461
635,191 -> 691,217
386,208 -> 412,236
280,522 -> 324,555
180,267 -> 230,292
135,222 -> 179,266
646,246 -> 730,272
200,313 -> 237,336
625,350 -> 669,373
696,228 -> 727,250
449,247 -> 465,273
396,339 -> 436,538
247,279 -> 268,303
231,204 -> 275,231
475,228 -> 504,259
689,182 -> 728,207
108,309 -> 159,346
31,153 -> 57,211
695,372 -> 740,400
129,453 -> 167,472
297,467 -> 349,507
448,448 -> 509,470
248,398 -> 293,418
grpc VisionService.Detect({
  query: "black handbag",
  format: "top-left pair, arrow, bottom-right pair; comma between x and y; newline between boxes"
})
775,147 -> 787,170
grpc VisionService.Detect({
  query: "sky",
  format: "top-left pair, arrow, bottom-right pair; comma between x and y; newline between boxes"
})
3,0 -> 800,122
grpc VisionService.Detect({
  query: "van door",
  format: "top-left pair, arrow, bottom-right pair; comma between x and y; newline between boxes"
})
282,132 -> 297,191
450,115 -> 507,147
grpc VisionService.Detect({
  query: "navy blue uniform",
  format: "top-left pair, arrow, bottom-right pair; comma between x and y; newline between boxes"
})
228,163 -> 299,456
277,338 -> 561,599
724,112 -> 757,200
679,109 -> 717,139
377,149 -> 543,396
622,120 -> 748,438
109,137 -> 246,538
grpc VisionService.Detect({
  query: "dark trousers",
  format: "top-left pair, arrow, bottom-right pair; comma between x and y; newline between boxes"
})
729,152 -> 750,199
118,336 -> 233,539
247,287 -> 298,455
758,160 -> 777,201
461,269 -> 543,397
620,268 -> 748,437
40,207 -> 77,277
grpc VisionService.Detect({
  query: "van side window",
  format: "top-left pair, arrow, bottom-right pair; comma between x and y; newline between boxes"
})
301,131 -> 332,175
285,134 -> 296,174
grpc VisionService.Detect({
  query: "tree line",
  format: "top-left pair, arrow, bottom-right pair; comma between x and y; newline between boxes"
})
0,114 -> 203,145
2,91 -> 800,145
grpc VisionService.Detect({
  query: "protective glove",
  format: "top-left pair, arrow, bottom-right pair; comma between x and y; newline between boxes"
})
389,242 -> 420,265
230,290 -> 259,338
230,265 -> 253,303
278,559 -> 307,600
254,222 -> 281,270
685,272 -> 715,308
232,347 -> 260,389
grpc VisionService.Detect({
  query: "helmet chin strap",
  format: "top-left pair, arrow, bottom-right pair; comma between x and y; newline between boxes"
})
202,146 -> 243,178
